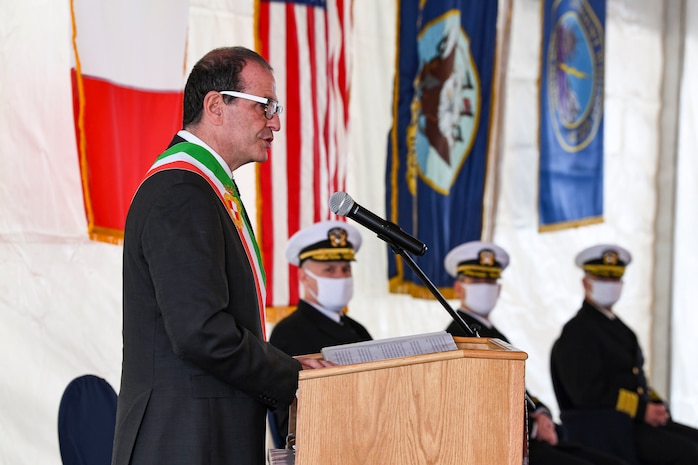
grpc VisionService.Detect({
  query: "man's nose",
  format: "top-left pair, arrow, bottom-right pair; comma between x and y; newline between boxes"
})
268,113 -> 281,131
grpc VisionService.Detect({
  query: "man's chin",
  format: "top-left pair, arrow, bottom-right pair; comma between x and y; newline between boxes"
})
249,149 -> 270,164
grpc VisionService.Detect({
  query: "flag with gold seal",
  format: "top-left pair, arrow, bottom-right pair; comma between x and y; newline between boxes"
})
539,0 -> 606,231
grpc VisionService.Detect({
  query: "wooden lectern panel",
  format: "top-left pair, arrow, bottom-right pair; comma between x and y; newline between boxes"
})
294,337 -> 527,465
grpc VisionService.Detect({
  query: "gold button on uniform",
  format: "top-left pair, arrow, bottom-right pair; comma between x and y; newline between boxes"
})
632,367 -> 639,375
637,387 -> 644,395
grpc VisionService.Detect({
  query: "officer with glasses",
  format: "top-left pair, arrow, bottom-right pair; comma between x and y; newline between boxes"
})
112,46 -> 332,465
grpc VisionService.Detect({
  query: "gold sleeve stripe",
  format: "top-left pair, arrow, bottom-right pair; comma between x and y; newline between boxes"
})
648,389 -> 663,402
616,388 -> 639,417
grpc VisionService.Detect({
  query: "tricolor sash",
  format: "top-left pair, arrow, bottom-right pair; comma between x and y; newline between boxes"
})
143,142 -> 267,338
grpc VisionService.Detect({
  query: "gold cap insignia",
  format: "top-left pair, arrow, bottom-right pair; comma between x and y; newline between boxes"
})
328,227 -> 348,248
603,250 -> 619,266
479,250 -> 495,266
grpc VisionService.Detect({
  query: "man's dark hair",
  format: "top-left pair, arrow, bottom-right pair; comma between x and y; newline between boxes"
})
182,46 -> 273,127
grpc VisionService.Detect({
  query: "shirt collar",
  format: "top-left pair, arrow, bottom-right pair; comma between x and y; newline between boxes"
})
459,307 -> 494,328
304,299 -> 343,323
587,299 -> 617,320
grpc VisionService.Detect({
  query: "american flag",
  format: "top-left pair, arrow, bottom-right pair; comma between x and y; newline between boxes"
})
256,0 -> 352,310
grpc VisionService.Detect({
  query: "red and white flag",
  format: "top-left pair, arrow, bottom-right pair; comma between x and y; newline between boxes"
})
256,0 -> 353,309
70,0 -> 188,243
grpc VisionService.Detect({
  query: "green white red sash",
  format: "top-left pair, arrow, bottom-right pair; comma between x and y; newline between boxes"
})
143,141 -> 267,338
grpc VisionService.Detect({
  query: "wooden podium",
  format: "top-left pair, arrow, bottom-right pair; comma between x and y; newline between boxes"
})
292,337 -> 527,465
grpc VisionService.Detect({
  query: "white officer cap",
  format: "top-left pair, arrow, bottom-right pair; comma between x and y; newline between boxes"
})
444,241 -> 510,279
575,244 -> 631,278
285,220 -> 362,267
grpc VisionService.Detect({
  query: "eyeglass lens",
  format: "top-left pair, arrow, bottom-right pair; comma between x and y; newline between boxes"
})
265,101 -> 282,120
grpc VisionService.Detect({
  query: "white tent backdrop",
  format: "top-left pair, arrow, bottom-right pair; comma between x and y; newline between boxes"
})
0,0 -> 696,464
672,0 -> 698,424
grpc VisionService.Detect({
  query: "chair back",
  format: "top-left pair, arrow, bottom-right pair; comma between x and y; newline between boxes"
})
58,374 -> 118,465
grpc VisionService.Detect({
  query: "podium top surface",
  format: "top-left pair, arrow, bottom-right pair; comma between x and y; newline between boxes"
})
298,336 -> 527,380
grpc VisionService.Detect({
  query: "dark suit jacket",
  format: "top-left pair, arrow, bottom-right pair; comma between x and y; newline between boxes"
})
112,136 -> 302,465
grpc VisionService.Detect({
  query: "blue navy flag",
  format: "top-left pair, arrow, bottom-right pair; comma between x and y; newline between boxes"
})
539,0 -> 606,231
386,1 -> 499,298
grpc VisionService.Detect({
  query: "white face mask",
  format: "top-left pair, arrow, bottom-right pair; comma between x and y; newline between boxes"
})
304,269 -> 354,313
588,279 -> 623,308
460,282 -> 499,317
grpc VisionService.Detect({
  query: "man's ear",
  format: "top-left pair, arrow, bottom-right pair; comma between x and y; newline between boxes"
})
297,267 -> 313,298
454,279 -> 464,299
297,267 -> 309,286
202,91 -> 224,125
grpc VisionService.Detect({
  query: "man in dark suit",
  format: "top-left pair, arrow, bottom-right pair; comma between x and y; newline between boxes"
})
269,220 -> 373,442
111,46 -> 331,465
551,244 -> 698,465
444,241 -> 627,465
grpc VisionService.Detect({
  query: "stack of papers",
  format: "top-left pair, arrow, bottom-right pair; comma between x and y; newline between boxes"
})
321,331 -> 458,365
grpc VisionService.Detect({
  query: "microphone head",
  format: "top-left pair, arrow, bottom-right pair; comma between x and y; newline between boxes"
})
329,192 -> 354,216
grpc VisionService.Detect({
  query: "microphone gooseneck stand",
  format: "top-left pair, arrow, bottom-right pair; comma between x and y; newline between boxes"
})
388,242 -> 477,337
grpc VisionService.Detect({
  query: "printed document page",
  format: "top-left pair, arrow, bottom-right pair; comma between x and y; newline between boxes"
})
321,331 -> 458,365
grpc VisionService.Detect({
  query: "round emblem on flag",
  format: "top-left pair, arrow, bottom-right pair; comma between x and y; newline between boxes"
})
545,0 -> 604,152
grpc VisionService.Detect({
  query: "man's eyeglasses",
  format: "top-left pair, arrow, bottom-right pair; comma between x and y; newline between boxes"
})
220,91 -> 283,120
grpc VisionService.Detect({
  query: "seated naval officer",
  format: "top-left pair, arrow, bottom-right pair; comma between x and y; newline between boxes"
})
269,220 -> 373,443
551,244 -> 698,465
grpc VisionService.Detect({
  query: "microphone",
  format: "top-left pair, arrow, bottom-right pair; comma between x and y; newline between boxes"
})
329,192 -> 427,256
